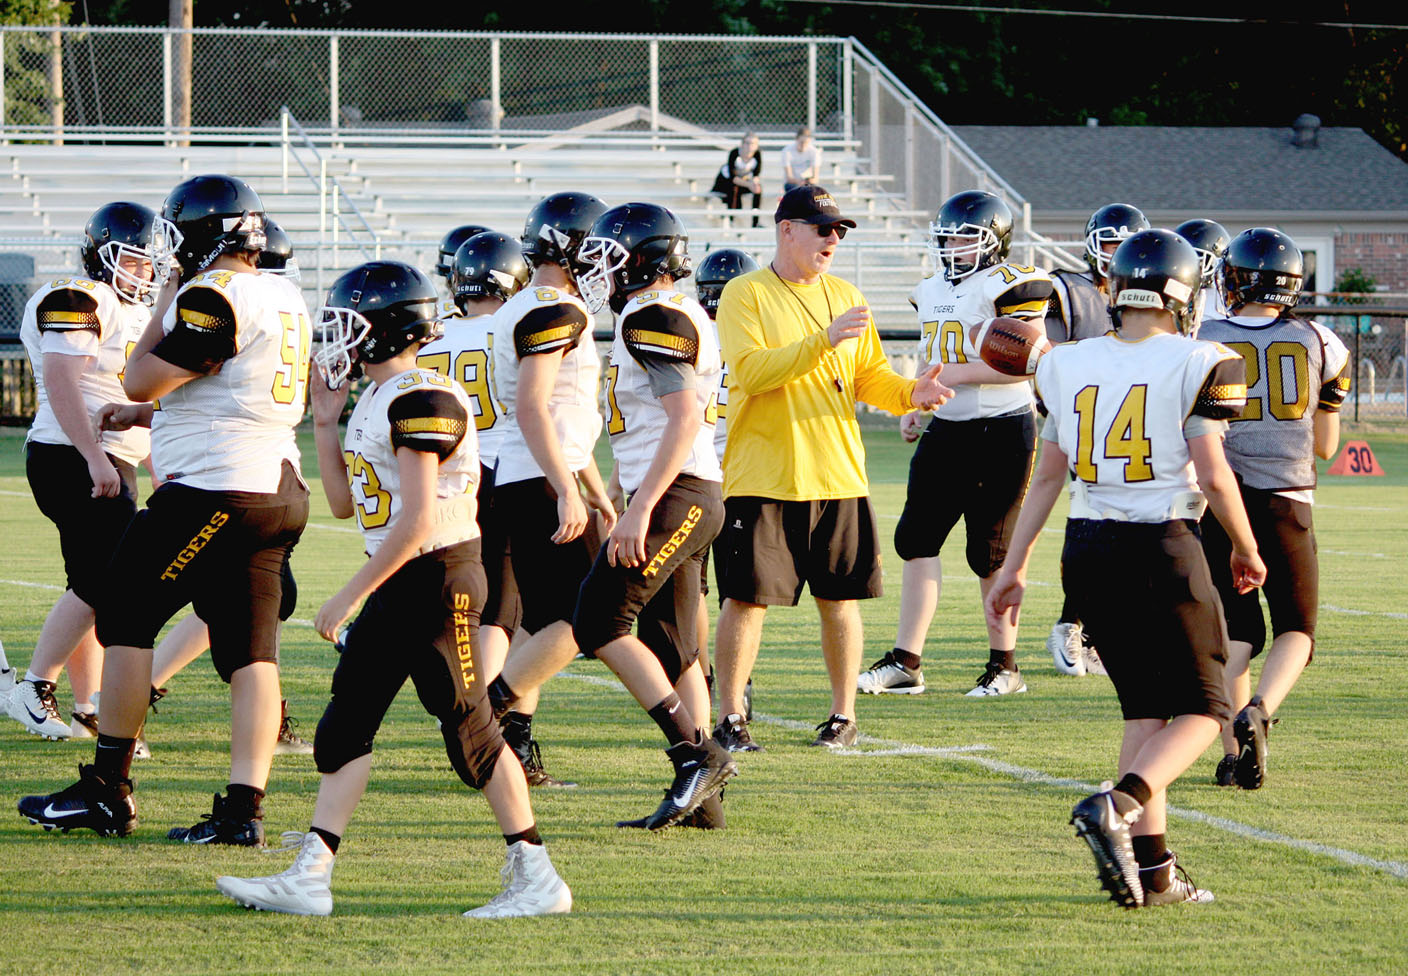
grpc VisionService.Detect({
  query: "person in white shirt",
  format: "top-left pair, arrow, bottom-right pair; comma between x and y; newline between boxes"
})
780,126 -> 822,192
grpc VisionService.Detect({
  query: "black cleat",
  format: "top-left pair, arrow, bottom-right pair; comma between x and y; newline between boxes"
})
810,713 -> 858,748
501,714 -> 577,788
18,764 -> 136,837
643,737 -> 738,831
1214,753 -> 1238,787
618,787 -> 726,831
1070,785 -> 1144,908
1232,701 -> 1274,790
712,712 -> 761,753
167,792 -> 264,846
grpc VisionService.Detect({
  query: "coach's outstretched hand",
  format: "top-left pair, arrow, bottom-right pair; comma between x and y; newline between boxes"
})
911,363 -> 954,411
827,306 -> 870,347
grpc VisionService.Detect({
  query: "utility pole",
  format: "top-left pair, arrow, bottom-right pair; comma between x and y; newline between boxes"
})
170,0 -> 192,146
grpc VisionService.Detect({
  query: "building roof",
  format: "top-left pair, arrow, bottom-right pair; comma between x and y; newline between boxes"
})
950,125 -> 1408,215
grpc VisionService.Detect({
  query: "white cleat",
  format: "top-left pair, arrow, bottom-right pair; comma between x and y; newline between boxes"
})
965,663 -> 1028,697
1083,639 -> 1108,677
8,679 -> 73,739
462,841 -> 572,919
0,666 -> 18,710
216,831 -> 335,916
1047,622 -> 1087,676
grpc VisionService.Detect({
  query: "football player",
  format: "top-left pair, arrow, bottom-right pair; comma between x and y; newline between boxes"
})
1196,228 -> 1349,789
858,190 -> 1051,698
258,218 -> 300,281
1175,218 -> 1231,330
215,261 -> 570,918
482,192 -> 616,788
418,231 -> 530,701
572,203 -> 736,829
8,202 -> 173,746
18,175 -> 311,845
988,229 -> 1263,907
1043,202 -> 1150,678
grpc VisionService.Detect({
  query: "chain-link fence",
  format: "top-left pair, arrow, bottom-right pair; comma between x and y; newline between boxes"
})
0,27 -> 849,139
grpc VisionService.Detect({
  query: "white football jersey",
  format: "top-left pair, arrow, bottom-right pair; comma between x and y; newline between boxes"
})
911,262 -> 1051,421
491,284 -> 602,486
417,312 -> 506,467
712,319 -> 729,463
1036,332 -> 1246,522
343,367 -> 479,558
438,298 -> 460,321
151,269 -> 310,492
607,290 -> 724,495
21,275 -> 151,465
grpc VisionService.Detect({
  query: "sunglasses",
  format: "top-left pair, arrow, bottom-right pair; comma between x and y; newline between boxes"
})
805,222 -> 848,241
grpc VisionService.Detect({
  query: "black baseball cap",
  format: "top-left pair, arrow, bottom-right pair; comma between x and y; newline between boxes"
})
774,185 -> 857,229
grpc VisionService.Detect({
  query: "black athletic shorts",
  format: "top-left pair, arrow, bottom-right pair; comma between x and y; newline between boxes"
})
94,460 -> 309,682
26,440 -> 139,607
1061,517 -> 1231,723
318,540 -> 501,787
495,475 -> 603,635
715,495 -> 884,606
1200,485 -> 1318,658
572,475 -> 724,683
476,463 -> 522,634
893,410 -> 1036,576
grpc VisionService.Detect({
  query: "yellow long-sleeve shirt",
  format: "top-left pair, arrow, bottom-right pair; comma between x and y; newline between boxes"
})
716,267 -> 917,500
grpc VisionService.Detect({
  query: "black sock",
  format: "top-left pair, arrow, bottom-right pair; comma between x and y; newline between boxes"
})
94,734 -> 136,783
488,675 -> 517,716
988,648 -> 1017,672
310,826 -> 341,854
1114,773 -> 1152,807
504,824 -> 543,847
892,648 -> 923,670
1133,833 -> 1171,890
647,691 -> 695,747
225,783 -> 266,820
1059,594 -> 1079,624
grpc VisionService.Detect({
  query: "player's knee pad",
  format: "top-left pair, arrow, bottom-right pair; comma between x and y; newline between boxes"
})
278,558 -> 298,622
571,610 -> 630,660
893,514 -> 941,562
441,700 -> 505,790
968,536 -> 1006,578
313,704 -> 375,774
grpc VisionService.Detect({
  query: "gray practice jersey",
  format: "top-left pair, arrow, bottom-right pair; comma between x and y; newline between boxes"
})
1196,314 -> 1350,495
1047,269 -> 1112,344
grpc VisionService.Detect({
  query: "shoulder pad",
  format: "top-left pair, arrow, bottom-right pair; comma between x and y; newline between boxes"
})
388,387 -> 469,461
176,284 -> 237,335
36,287 -> 101,332
1193,356 -> 1248,420
623,303 -> 699,365
993,275 -> 1055,318
513,302 -> 588,358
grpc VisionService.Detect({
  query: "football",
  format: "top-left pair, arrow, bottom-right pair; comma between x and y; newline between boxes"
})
970,316 -> 1052,376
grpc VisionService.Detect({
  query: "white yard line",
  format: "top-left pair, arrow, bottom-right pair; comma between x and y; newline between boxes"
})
555,670 -> 1408,881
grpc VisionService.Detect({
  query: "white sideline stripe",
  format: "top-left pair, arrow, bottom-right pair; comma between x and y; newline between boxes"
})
553,670 -> 1408,881
1321,604 -> 1408,621
0,579 -> 62,591
0,489 -> 31,497
1320,549 -> 1388,558
302,522 -> 362,535
1318,504 -> 1401,512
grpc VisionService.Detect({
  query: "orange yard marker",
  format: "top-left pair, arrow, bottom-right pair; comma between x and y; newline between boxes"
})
1327,440 -> 1385,476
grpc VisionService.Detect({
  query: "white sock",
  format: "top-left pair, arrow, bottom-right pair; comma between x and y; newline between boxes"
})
25,669 -> 46,685
73,701 -> 96,715
0,638 -> 10,671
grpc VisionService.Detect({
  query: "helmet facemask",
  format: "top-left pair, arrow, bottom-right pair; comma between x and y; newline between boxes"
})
313,305 -> 372,389
928,221 -> 998,281
99,216 -> 182,306
575,235 -> 630,314
1086,225 -> 1135,279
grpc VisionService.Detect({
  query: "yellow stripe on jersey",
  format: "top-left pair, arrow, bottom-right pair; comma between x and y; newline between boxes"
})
179,307 -> 223,330
396,417 -> 461,435
631,329 -> 692,352
522,325 -> 574,348
38,309 -> 100,325
997,299 -> 1049,317
1206,383 -> 1247,401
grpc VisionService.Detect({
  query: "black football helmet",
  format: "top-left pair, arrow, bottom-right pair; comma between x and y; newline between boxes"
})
258,218 -> 300,282
578,203 -> 691,313
314,260 -> 442,388
521,191 -> 608,279
451,231 -> 530,309
1175,218 -> 1231,289
1107,229 -> 1203,335
928,190 -> 1013,281
694,247 -> 760,318
434,224 -> 492,284
162,174 -> 267,279
1084,203 -> 1150,280
1219,227 -> 1303,311
80,201 -> 179,305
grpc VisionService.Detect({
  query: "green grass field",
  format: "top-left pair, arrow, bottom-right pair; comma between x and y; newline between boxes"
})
0,424 -> 1404,975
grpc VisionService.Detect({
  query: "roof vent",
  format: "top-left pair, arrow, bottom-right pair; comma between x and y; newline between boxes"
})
1292,113 -> 1321,148
1085,117 -> 1099,127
